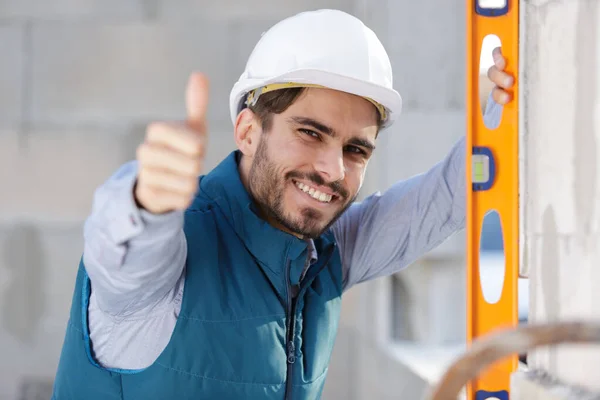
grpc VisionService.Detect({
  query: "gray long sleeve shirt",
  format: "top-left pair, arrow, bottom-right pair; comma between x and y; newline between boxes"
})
85,97 -> 503,370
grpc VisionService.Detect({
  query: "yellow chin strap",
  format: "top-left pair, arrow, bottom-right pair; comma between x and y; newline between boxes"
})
245,82 -> 387,122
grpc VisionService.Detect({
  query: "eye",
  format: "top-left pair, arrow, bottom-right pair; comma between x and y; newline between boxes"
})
299,129 -> 321,140
344,145 -> 367,156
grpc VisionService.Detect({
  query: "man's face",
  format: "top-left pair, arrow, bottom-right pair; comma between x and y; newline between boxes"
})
247,88 -> 379,239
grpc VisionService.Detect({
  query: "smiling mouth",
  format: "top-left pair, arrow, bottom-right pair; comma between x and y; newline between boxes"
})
293,180 -> 335,203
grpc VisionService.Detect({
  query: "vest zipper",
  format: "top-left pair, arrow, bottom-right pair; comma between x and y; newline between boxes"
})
284,259 -> 297,400
284,244 -> 336,400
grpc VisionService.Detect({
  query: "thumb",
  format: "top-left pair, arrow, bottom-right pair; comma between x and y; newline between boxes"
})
186,72 -> 209,132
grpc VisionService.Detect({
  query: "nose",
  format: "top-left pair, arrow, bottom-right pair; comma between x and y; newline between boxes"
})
314,147 -> 345,183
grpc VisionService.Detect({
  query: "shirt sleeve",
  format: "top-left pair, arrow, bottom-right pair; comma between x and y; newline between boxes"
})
332,136 -> 466,291
333,93 -> 503,291
82,160 -> 187,317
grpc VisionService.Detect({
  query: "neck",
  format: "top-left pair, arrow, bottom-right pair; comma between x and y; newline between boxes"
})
237,153 -> 304,240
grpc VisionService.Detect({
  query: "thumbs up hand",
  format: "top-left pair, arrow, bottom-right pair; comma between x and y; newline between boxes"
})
134,72 -> 209,214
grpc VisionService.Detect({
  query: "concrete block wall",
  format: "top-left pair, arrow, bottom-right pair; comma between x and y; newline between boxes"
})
514,0 -> 600,397
511,370 -> 600,400
0,0 -> 470,399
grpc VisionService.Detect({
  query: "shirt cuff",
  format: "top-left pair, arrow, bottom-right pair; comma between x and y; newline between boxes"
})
138,207 -> 184,240
483,91 -> 503,129
104,172 -> 183,245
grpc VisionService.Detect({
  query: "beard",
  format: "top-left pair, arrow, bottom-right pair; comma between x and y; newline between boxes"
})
248,136 -> 356,239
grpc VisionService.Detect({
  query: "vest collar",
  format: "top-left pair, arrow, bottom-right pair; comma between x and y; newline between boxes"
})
198,151 -> 310,273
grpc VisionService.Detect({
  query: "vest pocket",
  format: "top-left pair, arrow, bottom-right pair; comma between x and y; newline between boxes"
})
158,313 -> 290,385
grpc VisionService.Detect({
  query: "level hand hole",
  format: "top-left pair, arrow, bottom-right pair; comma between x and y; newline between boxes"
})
479,34 -> 503,130
477,0 -> 507,9
479,210 -> 505,304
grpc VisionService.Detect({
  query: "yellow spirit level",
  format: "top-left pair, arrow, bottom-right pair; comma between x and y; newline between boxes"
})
466,0 -> 520,398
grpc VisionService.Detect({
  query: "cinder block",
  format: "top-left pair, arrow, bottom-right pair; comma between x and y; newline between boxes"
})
0,0 -> 144,20
203,130 -> 237,172
522,0 -> 600,391
520,0 -> 590,236
321,324 -> 353,400
31,21 -> 239,128
324,323 -> 431,400
0,127 -> 236,224
386,1 -> 465,111
0,23 -> 24,127
356,336 -> 430,399
0,222 -> 83,400
157,0 -> 353,21
378,110 -> 465,182
511,370 -> 600,400
0,128 -> 132,223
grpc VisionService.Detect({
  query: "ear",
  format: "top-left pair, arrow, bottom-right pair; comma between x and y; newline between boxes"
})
234,108 -> 261,157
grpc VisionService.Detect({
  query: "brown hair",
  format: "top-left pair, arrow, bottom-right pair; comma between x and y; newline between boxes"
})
248,88 -> 306,132
248,88 -> 383,132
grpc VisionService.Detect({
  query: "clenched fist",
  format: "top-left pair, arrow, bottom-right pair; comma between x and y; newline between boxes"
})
134,73 -> 209,214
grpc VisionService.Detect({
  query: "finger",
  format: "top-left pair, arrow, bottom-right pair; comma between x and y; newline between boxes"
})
146,122 -> 205,158
492,86 -> 511,105
492,46 -> 506,70
487,65 -> 514,89
137,143 -> 203,177
186,72 -> 210,132
138,167 -> 199,196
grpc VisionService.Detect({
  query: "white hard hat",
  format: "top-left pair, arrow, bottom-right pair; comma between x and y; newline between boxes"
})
229,9 -> 402,129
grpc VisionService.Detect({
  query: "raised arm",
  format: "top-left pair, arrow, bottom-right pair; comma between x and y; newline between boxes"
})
333,136 -> 466,291
84,72 -> 210,317
334,46 -> 515,291
83,161 -> 187,317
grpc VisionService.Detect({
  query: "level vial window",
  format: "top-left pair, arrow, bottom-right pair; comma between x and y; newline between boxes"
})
473,154 -> 490,184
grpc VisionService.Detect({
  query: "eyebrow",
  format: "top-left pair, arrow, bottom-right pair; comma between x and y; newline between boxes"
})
348,138 -> 376,151
288,116 -> 376,151
289,117 -> 334,135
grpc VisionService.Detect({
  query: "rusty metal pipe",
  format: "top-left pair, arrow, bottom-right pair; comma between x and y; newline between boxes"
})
424,321 -> 600,400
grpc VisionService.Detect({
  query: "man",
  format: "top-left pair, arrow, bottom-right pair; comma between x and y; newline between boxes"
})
52,9 -> 514,400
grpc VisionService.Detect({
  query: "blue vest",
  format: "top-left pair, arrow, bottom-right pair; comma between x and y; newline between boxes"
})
52,151 -> 344,400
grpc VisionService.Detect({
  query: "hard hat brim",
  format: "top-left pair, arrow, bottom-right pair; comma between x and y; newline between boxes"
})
229,69 -> 402,129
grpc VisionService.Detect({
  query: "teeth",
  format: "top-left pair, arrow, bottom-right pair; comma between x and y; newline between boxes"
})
296,182 -> 333,203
